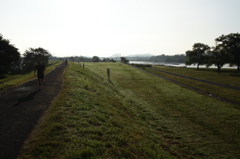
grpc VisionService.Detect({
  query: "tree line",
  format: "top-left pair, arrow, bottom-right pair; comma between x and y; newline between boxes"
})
125,54 -> 186,63
0,33 -> 52,78
185,33 -> 240,73
63,54 -> 187,63
0,34 -> 20,78
62,56 -> 116,62
1,32 -> 239,77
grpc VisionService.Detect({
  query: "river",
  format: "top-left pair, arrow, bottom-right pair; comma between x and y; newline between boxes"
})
129,61 -> 237,69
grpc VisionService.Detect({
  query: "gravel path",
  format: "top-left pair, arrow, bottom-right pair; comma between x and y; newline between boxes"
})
0,62 -> 67,159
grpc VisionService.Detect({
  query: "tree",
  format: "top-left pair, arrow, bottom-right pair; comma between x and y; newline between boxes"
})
0,34 -> 20,77
121,57 -> 129,64
185,43 -> 210,70
216,33 -> 240,71
165,57 -> 173,62
92,56 -> 100,62
23,47 -> 51,71
207,45 -> 230,73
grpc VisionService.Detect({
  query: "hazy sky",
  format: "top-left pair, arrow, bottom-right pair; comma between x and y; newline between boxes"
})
0,0 -> 239,57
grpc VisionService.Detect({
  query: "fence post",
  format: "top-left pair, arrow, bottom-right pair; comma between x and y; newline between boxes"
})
107,68 -> 110,81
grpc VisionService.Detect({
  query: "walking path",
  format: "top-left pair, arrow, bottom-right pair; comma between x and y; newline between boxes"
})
0,62 -> 67,159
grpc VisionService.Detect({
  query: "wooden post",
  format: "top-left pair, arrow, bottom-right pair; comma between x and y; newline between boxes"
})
83,63 -> 85,68
107,68 -> 110,81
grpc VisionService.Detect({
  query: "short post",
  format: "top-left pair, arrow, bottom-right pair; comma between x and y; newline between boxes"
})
83,63 -> 85,68
107,68 -> 110,81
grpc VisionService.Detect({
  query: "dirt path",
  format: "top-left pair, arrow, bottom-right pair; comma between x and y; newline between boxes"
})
0,62 -> 67,159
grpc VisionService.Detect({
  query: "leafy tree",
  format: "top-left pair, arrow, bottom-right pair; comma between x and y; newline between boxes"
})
216,33 -> 240,71
79,56 -> 84,62
121,57 -> 129,64
174,54 -> 187,63
92,56 -> 100,62
0,34 -> 20,77
185,43 -> 210,70
148,54 -> 186,63
23,47 -> 51,71
69,56 -> 81,62
165,57 -> 173,62
103,58 -> 110,62
207,45 -> 230,73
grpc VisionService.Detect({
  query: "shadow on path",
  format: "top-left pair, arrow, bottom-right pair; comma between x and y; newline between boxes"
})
0,62 -> 67,159
14,89 -> 41,107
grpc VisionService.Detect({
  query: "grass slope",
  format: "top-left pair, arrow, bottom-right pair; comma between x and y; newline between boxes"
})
19,62 -> 240,159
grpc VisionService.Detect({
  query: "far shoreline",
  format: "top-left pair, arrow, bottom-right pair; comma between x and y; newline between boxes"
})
129,61 -> 238,69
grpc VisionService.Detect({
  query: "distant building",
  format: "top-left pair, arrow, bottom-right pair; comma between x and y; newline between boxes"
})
111,54 -> 121,61
111,53 -> 121,57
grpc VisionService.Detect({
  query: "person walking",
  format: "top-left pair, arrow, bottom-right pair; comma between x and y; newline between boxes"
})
34,61 -> 46,89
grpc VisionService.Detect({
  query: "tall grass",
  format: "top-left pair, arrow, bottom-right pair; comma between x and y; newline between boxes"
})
19,62 -> 240,158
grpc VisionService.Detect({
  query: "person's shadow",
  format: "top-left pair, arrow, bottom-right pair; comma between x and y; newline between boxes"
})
13,89 -> 41,107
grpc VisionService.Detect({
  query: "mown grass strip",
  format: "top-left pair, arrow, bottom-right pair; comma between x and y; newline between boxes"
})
145,67 -> 240,103
152,66 -> 240,87
19,62 -> 240,158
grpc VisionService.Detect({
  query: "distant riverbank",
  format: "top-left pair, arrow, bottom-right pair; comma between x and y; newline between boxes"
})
129,61 -> 237,69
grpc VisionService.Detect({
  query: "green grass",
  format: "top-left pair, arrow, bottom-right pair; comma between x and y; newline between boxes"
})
0,60 -> 61,90
145,66 -> 240,103
18,62 -> 240,158
152,65 -> 240,87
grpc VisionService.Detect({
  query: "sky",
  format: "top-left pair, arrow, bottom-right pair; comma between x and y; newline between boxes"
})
0,0 -> 239,57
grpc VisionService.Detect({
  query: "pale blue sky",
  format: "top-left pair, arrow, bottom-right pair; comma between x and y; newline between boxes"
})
0,0 -> 239,57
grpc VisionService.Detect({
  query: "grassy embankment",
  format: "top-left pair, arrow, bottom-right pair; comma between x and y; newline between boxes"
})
0,60 -> 61,90
146,66 -> 240,103
18,62 -> 240,158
